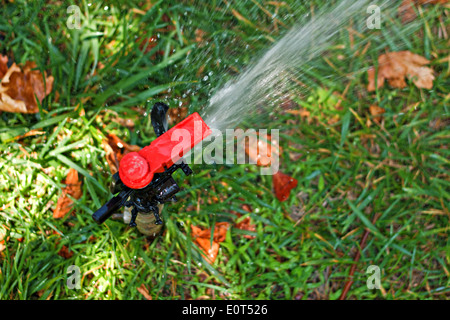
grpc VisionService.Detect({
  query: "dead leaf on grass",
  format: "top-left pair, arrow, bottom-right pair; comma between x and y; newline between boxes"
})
137,284 -> 153,300
369,105 -> 386,124
273,171 -> 298,202
0,55 -> 8,78
0,229 -> 7,253
191,222 -> 230,263
244,132 -> 281,167
232,204 -> 256,239
235,217 -> 256,239
399,0 -> 449,24
0,57 -> 54,113
53,168 -> 82,219
58,245 -> 74,259
367,51 -> 434,91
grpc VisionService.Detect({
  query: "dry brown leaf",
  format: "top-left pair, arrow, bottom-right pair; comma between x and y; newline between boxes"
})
273,171 -> 298,202
113,116 -> 135,129
244,132 -> 281,167
195,29 -> 208,47
102,133 -> 141,174
0,55 -> 8,79
141,35 -> 158,54
417,0 -> 449,4
232,204 -> 256,239
52,229 -> 75,258
53,168 -> 82,219
399,0 -> 418,24
195,238 -> 220,263
137,284 -> 153,300
191,222 -> 230,263
137,14 -> 174,58
399,0 -> 449,23
0,59 -> 54,113
286,109 -> 311,118
138,35 -> 165,59
368,51 -> 434,91
369,105 -> 386,124
191,222 -> 229,243
58,245 -> 74,259
0,230 -> 7,253
235,217 -> 256,239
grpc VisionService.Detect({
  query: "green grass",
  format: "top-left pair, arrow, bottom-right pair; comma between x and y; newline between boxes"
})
0,0 -> 449,300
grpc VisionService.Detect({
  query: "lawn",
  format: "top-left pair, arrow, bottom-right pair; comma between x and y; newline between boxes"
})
0,0 -> 449,300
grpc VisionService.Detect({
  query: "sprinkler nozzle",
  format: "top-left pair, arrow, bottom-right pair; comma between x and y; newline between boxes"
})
92,103 -> 211,227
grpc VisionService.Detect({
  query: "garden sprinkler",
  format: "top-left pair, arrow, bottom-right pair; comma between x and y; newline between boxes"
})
92,103 -> 212,232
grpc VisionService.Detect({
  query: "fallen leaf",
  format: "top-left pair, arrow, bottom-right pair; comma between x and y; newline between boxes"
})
286,109 -> 311,118
235,217 -> 256,239
367,51 -> 434,91
102,133 -> 141,174
399,0 -> 418,24
231,204 -> 256,239
0,55 -> 8,78
0,59 -> 54,113
273,171 -> 298,202
137,284 -> 152,300
244,132 -> 281,167
58,245 -> 74,259
138,35 -> 165,59
11,129 -> 45,141
195,29 -> 208,47
53,168 -> 82,219
196,64 -> 206,77
399,0 -> 449,24
191,222 -> 229,243
137,14 -> 174,58
141,35 -> 158,53
0,231 -> 7,253
191,222 -> 230,263
417,0 -> 449,4
369,105 -> 386,124
195,238 -> 220,263
52,231 -> 74,259
114,116 -> 135,129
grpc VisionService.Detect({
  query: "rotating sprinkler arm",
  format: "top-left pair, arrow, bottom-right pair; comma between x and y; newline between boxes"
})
92,103 -> 211,227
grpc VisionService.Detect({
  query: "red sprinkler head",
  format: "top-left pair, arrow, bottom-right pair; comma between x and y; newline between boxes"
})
119,112 -> 211,189
92,103 -> 211,227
